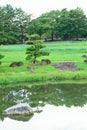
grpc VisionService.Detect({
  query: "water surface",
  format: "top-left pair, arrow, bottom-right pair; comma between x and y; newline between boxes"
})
0,83 -> 87,130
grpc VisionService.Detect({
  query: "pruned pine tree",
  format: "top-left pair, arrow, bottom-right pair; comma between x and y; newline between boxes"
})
26,40 -> 49,64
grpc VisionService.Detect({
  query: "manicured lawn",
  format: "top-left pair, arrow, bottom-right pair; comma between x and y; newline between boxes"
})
0,41 -> 87,84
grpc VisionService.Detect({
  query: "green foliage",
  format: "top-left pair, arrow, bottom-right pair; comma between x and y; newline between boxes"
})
1,4 -> 87,44
28,8 -> 87,41
0,4 -> 31,44
29,34 -> 40,40
27,10 -> 60,41
0,54 -> 4,64
26,40 -> 49,64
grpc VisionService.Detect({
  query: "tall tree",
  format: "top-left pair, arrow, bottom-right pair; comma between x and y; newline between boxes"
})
0,4 -> 31,44
27,18 -> 45,39
40,10 -> 60,41
0,5 -> 15,44
14,8 -> 31,44
56,8 -> 70,40
68,8 -> 87,39
55,8 -> 87,40
27,10 -> 60,41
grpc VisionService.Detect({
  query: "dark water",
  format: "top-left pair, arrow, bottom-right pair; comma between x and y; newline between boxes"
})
0,83 -> 87,130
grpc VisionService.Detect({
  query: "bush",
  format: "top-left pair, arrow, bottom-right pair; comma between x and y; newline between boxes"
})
26,40 -> 49,64
0,54 -> 4,64
29,34 -> 40,40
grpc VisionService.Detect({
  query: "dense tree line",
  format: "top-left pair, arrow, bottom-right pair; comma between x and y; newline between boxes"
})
0,5 -> 87,44
28,8 -> 87,41
0,4 -> 31,44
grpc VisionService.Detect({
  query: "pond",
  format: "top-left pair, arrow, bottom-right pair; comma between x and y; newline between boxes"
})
0,83 -> 87,130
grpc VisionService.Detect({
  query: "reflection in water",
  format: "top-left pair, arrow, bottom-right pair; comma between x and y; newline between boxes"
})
1,104 -> 87,130
4,89 -> 31,104
0,83 -> 87,122
5,114 -> 33,122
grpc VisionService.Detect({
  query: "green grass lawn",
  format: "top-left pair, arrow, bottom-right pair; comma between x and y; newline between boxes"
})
0,41 -> 87,84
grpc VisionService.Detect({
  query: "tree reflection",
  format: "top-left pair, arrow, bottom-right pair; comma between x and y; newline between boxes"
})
0,83 -> 87,121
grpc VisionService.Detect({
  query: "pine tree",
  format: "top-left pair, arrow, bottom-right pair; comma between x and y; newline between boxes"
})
26,40 -> 49,64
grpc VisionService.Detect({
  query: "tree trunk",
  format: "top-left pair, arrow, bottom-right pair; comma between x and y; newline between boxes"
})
33,56 -> 37,64
51,31 -> 54,41
20,25 -> 24,44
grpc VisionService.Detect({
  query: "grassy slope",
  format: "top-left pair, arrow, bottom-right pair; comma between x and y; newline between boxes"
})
0,41 -> 87,84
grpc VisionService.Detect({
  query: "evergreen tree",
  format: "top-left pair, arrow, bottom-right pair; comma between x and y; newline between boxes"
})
26,40 -> 49,64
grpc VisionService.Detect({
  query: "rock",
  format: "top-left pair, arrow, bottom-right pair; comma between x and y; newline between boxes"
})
41,59 -> 51,65
3,103 -> 34,115
9,62 -> 23,67
82,55 -> 87,58
84,60 -> 87,63
16,62 -> 23,66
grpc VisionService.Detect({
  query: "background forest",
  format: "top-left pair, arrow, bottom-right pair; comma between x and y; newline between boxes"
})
0,4 -> 87,45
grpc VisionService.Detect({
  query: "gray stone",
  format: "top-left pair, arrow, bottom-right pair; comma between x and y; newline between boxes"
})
9,62 -> 23,67
41,59 -> 51,65
3,103 -> 34,115
84,60 -> 87,63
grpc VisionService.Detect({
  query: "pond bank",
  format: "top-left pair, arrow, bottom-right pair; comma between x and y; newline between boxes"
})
1,78 -> 87,88
1,70 -> 87,88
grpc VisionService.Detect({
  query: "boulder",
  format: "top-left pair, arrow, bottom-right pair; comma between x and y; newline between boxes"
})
3,103 -> 34,115
84,60 -> 87,63
41,59 -> 51,65
82,55 -> 87,58
9,62 -> 23,67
